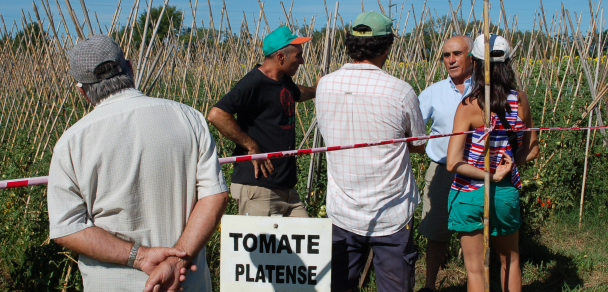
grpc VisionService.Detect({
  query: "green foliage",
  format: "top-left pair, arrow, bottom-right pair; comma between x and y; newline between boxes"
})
0,131 -> 82,291
515,60 -> 608,231
2,26 -> 608,291
0,23 -> 47,54
127,5 -> 183,47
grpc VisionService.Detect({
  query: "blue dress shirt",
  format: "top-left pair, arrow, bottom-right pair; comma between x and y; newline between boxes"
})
418,76 -> 473,164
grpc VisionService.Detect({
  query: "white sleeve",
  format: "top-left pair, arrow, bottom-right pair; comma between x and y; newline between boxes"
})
404,89 -> 427,147
47,142 -> 94,239
193,110 -> 228,199
418,88 -> 433,125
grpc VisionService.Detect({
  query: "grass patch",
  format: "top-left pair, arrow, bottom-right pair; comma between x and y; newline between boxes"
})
394,208 -> 608,292
523,209 -> 608,291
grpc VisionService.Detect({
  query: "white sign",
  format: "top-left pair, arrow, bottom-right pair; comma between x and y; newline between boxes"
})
220,215 -> 332,292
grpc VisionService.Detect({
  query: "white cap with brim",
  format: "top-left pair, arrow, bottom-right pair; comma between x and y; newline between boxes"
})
471,34 -> 510,62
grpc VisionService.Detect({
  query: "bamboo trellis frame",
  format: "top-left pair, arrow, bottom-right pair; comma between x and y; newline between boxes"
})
0,0 -> 606,226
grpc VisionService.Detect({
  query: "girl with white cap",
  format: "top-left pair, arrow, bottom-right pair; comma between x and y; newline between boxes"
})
446,34 -> 539,292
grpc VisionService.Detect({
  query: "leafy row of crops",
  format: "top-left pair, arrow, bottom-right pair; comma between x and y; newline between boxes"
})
1,0 -> 607,290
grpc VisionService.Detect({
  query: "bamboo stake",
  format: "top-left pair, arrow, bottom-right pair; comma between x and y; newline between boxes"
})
78,0 -> 94,36
579,110 -> 593,228
38,0 -> 62,54
121,0 -> 140,50
482,1 -> 491,291
52,0 -> 74,46
0,1 -> 607,234
134,0 -> 153,82
61,251 -> 75,292
565,8 -> 608,147
146,45 -> 173,95
108,0 -> 122,36
141,42 -> 166,91
463,0 -> 477,35
136,0 -> 169,88
63,0 -> 85,39
448,0 -> 462,35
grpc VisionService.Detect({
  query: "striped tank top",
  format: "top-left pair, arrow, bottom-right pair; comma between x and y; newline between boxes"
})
451,90 -> 525,192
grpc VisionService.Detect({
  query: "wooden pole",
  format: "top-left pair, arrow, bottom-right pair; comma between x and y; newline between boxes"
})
136,0 -> 169,88
580,110 -> 593,228
135,0 -> 153,83
63,0 -> 85,39
108,0 -> 122,36
78,0 -> 94,36
305,9 -> 332,205
482,1 -> 491,292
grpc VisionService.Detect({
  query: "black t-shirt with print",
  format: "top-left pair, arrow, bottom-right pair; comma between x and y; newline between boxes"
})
214,65 -> 300,189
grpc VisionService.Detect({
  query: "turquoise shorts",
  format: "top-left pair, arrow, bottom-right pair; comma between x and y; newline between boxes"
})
448,179 -> 521,236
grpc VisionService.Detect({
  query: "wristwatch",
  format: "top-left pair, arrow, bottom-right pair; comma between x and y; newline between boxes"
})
127,242 -> 141,267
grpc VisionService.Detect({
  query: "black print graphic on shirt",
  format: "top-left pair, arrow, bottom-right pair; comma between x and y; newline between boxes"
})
279,87 -> 296,129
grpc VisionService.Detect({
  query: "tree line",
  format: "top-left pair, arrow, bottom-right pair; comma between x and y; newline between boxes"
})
2,4 -> 607,60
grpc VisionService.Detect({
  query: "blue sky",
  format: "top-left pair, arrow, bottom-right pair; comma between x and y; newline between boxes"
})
0,0 -> 601,38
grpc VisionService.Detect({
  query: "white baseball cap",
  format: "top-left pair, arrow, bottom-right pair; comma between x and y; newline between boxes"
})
470,34 -> 510,62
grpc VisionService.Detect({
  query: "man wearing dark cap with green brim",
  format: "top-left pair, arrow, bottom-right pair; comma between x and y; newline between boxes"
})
209,26 -> 316,217
315,11 -> 425,292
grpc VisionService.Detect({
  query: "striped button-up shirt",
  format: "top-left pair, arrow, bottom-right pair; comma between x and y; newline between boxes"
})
315,63 -> 426,236
47,88 -> 227,291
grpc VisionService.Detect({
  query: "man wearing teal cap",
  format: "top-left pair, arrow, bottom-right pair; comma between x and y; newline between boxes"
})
315,11 -> 425,292
209,26 -> 316,217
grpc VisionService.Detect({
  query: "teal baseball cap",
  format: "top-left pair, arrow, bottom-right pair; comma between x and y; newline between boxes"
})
263,26 -> 311,56
352,11 -> 393,37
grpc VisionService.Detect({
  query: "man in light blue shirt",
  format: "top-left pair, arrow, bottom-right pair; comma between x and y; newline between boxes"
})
417,35 -> 473,292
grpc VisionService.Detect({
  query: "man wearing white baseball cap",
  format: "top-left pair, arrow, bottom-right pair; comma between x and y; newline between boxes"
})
48,34 -> 229,291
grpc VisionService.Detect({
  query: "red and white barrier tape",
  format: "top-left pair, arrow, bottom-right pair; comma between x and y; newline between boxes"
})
478,117 -> 498,141
2,125 -> 607,190
525,126 -> 607,132
217,128 -> 485,164
218,125 -> 608,164
0,177 -> 49,189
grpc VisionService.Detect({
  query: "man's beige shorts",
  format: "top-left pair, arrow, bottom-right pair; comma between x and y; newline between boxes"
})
419,161 -> 456,242
230,183 -> 309,217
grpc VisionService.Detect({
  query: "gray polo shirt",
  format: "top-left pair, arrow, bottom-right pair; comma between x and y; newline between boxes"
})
47,88 -> 227,291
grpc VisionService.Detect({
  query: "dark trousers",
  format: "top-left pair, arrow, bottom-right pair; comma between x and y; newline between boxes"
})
331,221 -> 417,292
